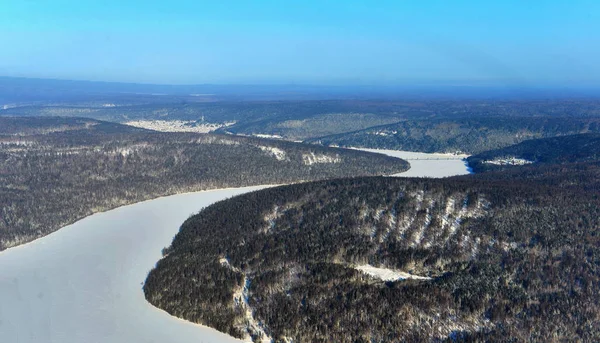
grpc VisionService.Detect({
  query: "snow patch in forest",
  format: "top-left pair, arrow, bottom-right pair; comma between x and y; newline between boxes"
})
302,152 -> 341,165
253,133 -> 284,139
355,264 -> 431,281
257,145 -> 287,161
449,197 -> 469,237
193,136 -> 241,146
484,157 -> 533,166
0,140 -> 36,146
263,206 -> 282,233
233,276 -> 273,343
219,257 -> 239,272
441,197 -> 455,228
411,200 -> 434,247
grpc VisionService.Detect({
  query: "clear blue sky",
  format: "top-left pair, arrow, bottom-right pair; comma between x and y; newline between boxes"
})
1,0 -> 599,86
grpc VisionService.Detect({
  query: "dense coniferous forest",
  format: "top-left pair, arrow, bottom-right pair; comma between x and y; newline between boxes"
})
306,117 -> 600,154
145,170 -> 600,342
466,133 -> 600,173
0,117 -> 408,250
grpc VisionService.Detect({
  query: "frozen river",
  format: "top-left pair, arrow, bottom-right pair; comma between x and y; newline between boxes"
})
357,148 -> 471,178
0,150 -> 471,343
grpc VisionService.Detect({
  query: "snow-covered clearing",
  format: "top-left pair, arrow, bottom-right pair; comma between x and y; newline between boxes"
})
252,133 -> 284,139
124,120 -> 235,133
355,264 -> 431,281
257,145 -> 287,161
302,152 -> 341,165
484,157 -> 534,166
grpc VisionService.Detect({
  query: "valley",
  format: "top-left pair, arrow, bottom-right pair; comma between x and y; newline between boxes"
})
0,149 -> 464,343
0,117 -> 408,250
4,1 -> 600,340
5,99 -> 600,155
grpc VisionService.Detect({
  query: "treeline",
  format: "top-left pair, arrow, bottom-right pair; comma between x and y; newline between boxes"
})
0,117 -> 408,250
144,168 -> 600,342
307,116 -> 600,154
466,133 -> 600,173
0,116 -> 150,135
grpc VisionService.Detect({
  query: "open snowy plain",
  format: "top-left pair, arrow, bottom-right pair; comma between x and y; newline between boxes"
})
0,150 -> 471,343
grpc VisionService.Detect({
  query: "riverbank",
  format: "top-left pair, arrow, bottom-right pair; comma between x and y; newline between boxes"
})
0,150 -> 471,343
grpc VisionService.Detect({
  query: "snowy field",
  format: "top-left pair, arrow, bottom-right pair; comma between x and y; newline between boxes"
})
0,150 -> 470,343
355,264 -> 431,281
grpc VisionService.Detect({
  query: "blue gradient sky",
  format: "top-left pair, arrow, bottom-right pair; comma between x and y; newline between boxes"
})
1,0 -> 599,85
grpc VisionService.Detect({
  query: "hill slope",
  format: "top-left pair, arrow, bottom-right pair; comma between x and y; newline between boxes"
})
0,117 -> 408,250
305,117 -> 600,154
144,174 -> 600,342
0,116 -> 149,135
6,99 -> 600,154
466,133 -> 600,173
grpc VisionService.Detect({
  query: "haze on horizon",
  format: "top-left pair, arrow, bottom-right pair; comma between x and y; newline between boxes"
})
1,0 -> 599,88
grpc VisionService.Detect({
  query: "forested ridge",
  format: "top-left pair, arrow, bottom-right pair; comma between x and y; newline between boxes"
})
6,99 -> 600,154
0,117 -> 408,250
306,116 -> 600,154
466,133 -> 600,173
6,99 -> 600,123
145,163 -> 600,342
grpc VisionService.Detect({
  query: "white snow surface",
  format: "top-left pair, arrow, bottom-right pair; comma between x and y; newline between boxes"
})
356,148 -> 472,178
0,149 -> 471,342
257,145 -> 287,161
356,264 -> 431,281
252,133 -> 284,139
302,152 -> 341,165
124,120 -> 235,133
484,157 -> 533,166
0,186 -> 270,343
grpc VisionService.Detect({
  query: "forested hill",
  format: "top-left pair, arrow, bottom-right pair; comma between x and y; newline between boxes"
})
0,117 -> 408,250
5,99 -> 600,155
0,116 -> 149,135
144,173 -> 600,342
305,117 -> 600,154
466,133 -> 600,173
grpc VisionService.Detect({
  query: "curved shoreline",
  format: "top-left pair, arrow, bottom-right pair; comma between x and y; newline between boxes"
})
0,186 -> 268,343
0,150 -> 470,343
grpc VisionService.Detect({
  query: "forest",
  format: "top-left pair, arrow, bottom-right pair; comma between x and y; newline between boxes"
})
0,117 -> 408,250
307,116 -> 600,154
466,133 -> 600,173
145,137 -> 600,342
4,99 -> 600,154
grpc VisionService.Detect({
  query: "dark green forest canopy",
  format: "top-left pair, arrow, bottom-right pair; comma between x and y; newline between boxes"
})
145,172 -> 600,342
0,117 -> 408,250
467,133 -> 600,173
306,117 -> 600,154
0,116 -> 149,135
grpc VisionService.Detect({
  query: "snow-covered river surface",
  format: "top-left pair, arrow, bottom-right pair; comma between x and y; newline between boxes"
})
356,148 -> 471,178
0,150 -> 470,343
